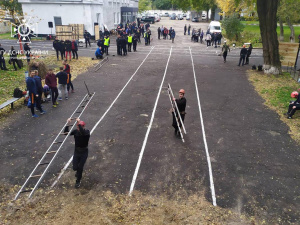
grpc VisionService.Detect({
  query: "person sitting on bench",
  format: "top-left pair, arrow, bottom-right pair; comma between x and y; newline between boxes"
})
95,47 -> 103,59
287,91 -> 300,119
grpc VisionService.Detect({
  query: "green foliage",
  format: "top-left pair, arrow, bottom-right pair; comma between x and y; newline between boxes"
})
191,0 -> 216,12
222,14 -> 245,41
138,0 -> 151,12
278,0 -> 300,23
155,0 -> 173,10
0,0 -> 23,19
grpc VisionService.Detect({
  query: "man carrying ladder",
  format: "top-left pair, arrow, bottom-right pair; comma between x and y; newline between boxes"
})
172,88 -> 186,136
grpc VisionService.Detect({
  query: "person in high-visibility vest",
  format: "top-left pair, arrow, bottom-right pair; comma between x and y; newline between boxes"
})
127,33 -> 133,52
104,36 -> 110,55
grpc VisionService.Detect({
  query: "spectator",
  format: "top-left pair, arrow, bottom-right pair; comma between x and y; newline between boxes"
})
84,30 -> 91,48
45,68 -> 59,107
64,39 -> 72,61
71,39 -> 78,60
9,46 -> 22,71
56,66 -> 68,100
0,44 -> 8,70
95,47 -> 103,59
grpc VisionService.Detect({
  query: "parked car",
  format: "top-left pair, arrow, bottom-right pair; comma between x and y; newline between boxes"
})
186,14 -> 190,20
177,14 -> 183,20
141,16 -> 156,24
183,13 -> 187,17
159,13 -> 163,17
170,15 -> 176,20
164,12 -> 169,17
208,21 -> 222,33
155,14 -> 161,22
202,14 -> 207,20
192,17 -> 200,22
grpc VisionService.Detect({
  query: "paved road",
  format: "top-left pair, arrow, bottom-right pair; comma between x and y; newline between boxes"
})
0,18 -> 299,223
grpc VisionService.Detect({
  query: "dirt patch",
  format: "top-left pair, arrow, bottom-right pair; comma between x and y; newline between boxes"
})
0,184 -> 258,224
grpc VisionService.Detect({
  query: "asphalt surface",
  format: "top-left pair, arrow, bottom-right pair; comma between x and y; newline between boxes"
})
0,18 -> 300,223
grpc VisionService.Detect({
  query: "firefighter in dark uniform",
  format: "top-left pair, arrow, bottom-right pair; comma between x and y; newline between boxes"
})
238,45 -> 248,66
116,35 -> 122,55
65,118 -> 90,188
172,89 -> 186,135
222,41 -> 230,63
121,36 -> 127,56
53,37 -> 63,61
133,33 -> 138,52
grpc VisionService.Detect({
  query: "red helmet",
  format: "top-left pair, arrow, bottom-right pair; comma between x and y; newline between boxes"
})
291,91 -> 299,98
77,121 -> 86,127
179,89 -> 185,94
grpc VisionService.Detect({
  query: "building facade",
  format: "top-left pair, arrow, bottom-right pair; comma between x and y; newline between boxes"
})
18,0 -> 138,36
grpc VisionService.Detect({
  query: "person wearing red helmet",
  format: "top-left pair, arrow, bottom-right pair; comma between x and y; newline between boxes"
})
172,89 -> 187,136
65,118 -> 90,188
286,91 -> 300,119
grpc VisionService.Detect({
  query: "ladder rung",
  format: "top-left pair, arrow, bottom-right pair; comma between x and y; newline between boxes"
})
54,141 -> 63,144
60,132 -> 69,135
31,174 -> 42,178
20,189 -> 33,193
81,105 -> 85,107
76,111 -> 82,113
47,151 -> 57,154
40,162 -> 50,165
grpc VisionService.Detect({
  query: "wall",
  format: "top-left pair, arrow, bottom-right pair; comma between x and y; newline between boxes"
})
0,21 -> 11,34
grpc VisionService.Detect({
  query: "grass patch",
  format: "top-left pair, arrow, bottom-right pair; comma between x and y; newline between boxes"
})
0,55 -> 98,116
248,71 -> 300,143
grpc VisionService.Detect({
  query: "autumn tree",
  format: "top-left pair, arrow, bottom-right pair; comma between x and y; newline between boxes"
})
0,0 -> 22,20
138,0 -> 151,12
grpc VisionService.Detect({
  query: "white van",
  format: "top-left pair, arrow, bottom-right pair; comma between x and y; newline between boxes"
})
208,21 -> 222,33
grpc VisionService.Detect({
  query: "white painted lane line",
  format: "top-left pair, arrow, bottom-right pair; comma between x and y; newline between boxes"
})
129,47 -> 173,196
189,46 -> 217,206
51,46 -> 155,188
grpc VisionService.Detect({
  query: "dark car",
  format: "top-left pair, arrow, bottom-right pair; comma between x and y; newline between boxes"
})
192,17 -> 200,22
141,16 -> 155,24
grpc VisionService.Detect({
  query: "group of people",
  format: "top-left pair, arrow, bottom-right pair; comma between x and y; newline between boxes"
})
53,37 -> 79,61
157,26 -> 176,43
205,31 -> 223,47
0,44 -> 23,71
26,60 -> 74,117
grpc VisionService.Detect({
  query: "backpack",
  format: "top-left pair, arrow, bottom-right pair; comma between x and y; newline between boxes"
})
252,65 -> 257,70
13,88 -> 24,98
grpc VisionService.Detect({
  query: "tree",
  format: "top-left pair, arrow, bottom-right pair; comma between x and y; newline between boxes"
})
190,0 -> 216,21
0,0 -> 22,20
277,0 -> 300,43
138,0 -> 151,12
155,0 -> 173,10
222,14 -> 245,41
256,0 -> 281,74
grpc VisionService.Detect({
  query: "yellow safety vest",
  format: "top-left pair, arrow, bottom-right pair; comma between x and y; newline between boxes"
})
104,37 -> 110,46
128,36 -> 132,43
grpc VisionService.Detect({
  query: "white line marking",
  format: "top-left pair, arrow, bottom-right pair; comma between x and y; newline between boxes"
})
51,46 -> 155,188
129,47 -> 173,196
189,46 -> 217,206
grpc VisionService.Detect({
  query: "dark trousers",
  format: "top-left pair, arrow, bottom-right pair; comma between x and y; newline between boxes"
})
184,30 -> 186,35
207,40 -> 211,46
171,38 -> 174,43
188,30 -> 190,35
73,150 -> 88,182
122,45 -> 127,55
148,37 -> 151,45
11,59 -> 21,70
26,53 -> 30,63
238,54 -> 246,66
117,45 -> 122,55
72,50 -> 78,59
246,54 -> 251,64
55,49 -> 64,60
60,50 -> 65,60
128,43 -> 132,52
158,33 -> 160,39
67,82 -> 74,91
133,42 -> 137,52
96,55 -> 103,59
29,92 -> 42,115
85,38 -> 91,47
104,46 -> 109,55
0,58 -> 7,69
288,103 -> 300,117
223,51 -> 228,62
50,87 -> 58,105
172,112 -> 185,132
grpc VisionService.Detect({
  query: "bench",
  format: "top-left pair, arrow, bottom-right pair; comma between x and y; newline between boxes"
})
0,97 -> 22,110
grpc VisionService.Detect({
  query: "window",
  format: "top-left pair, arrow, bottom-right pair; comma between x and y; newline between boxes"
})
117,12 -> 120,23
114,12 -> 116,24
54,16 -> 62,26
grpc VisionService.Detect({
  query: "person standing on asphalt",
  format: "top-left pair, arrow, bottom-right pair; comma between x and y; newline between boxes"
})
26,71 -> 44,117
71,40 -> 78,60
172,89 -> 186,136
116,35 -> 122,55
121,36 -> 127,56
157,27 -> 161,39
127,33 -> 133,52
45,68 -> 59,108
188,24 -> 191,35
24,43 -> 31,64
184,24 -> 187,35
33,70 -> 46,114
133,33 -> 138,52
53,37 -> 63,61
245,43 -> 253,65
170,29 -> 176,43
63,59 -> 74,93
10,46 -> 22,71
238,45 -> 248,66
104,35 -> 110,55
200,30 -> 204,43
65,118 -> 90,188
222,41 -> 230,63
84,30 -> 91,48
56,66 -> 68,100
206,32 -> 211,47
147,28 -> 151,45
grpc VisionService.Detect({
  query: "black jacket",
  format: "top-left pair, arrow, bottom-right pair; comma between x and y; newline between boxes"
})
176,97 -> 186,113
84,32 -> 91,40
97,39 -> 104,48
24,44 -> 30,54
53,40 -> 61,50
240,47 -> 248,56
0,47 -> 5,57
65,124 -> 90,153
56,71 -> 68,84
64,40 -> 72,51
